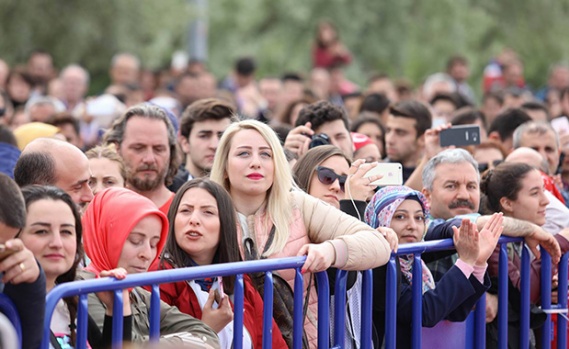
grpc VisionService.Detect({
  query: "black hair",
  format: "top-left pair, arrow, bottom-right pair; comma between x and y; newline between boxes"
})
487,108 -> 532,142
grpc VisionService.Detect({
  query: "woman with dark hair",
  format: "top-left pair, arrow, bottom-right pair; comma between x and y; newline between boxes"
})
293,145 -> 396,348
19,185 -> 131,349
481,162 -> 569,348
150,178 -> 286,349
350,115 -> 386,159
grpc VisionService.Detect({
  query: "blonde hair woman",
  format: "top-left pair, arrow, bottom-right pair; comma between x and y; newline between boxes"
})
210,119 -> 391,348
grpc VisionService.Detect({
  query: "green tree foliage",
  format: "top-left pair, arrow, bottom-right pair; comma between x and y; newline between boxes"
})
2,0 -> 569,98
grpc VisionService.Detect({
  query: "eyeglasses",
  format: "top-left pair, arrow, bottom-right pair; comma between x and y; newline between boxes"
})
316,166 -> 347,192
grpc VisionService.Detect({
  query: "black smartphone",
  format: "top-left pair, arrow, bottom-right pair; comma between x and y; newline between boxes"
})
440,125 -> 481,147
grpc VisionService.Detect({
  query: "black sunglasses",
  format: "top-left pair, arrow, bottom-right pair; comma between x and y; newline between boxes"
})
316,166 -> 347,192
478,159 -> 503,173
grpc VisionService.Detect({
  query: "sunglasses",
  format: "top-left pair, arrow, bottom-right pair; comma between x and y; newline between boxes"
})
316,166 -> 347,192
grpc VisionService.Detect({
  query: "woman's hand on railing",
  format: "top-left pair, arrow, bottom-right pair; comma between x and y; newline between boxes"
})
96,268 -> 132,316
297,242 -> 336,273
377,227 -> 398,253
453,219 -> 479,266
524,225 -> 561,264
476,212 -> 503,266
201,289 -> 233,333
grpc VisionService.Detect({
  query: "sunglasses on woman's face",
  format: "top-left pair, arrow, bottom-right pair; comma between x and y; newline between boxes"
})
316,166 -> 347,192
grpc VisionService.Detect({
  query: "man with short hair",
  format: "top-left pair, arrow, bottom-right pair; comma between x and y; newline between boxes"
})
14,138 -> 93,211
258,77 -> 282,122
170,98 -> 237,192
60,64 -> 90,114
513,121 -> 560,175
109,53 -> 140,86
487,108 -> 532,153
0,173 -> 46,349
26,49 -> 55,89
104,104 -> 178,215
385,100 -> 432,181
25,96 -> 64,123
521,101 -> 550,122
284,100 -> 353,159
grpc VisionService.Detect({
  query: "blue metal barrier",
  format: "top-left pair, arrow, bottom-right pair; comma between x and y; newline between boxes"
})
384,236 -> 568,349
41,256 -> 374,349
41,238 -> 567,349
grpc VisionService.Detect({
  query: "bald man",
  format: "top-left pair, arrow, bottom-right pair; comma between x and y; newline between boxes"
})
14,138 -> 93,211
506,147 -> 569,234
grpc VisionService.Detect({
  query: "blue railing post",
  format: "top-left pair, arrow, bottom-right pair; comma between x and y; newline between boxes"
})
411,254 -> 423,349
333,270 -> 348,348
316,272 -> 330,349
148,284 -> 160,343
498,243 -> 509,349
385,257 -> 398,349
111,288 -> 124,349
233,274 -> 244,349
519,245 -> 531,346
361,269 -> 373,349
292,269 -> 304,349
541,250 -> 553,349
557,253 -> 568,349
263,271 -> 274,349
76,294 -> 89,349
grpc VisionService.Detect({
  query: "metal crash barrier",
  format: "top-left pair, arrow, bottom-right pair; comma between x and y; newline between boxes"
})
40,237 -> 567,349
385,236 -> 569,349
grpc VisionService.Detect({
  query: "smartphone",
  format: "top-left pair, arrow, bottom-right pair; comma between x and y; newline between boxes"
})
217,276 -> 225,299
440,125 -> 481,147
363,162 -> 403,186
551,116 -> 569,135
0,245 -> 16,261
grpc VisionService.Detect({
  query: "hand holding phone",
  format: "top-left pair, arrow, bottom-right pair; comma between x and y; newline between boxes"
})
363,163 -> 403,186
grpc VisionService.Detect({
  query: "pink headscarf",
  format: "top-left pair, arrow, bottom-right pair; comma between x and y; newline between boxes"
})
82,187 -> 168,275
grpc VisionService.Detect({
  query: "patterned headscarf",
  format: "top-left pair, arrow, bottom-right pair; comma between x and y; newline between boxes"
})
365,185 -> 430,229
365,185 -> 434,293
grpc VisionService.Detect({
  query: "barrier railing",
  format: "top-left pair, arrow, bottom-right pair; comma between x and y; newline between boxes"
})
40,237 -> 567,349
41,256 -> 374,349
385,236 -> 569,349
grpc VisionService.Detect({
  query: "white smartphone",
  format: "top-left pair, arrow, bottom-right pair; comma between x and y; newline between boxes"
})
551,116 -> 569,135
217,276 -> 225,299
363,162 -> 403,186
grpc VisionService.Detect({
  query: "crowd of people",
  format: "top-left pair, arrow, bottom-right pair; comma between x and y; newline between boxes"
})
1,19 -> 569,349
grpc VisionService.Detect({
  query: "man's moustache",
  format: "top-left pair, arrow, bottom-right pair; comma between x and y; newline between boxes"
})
448,200 -> 475,210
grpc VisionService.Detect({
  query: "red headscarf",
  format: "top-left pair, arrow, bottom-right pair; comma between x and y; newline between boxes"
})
82,187 -> 169,275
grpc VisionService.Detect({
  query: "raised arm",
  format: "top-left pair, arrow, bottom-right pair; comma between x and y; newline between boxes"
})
476,215 -> 561,263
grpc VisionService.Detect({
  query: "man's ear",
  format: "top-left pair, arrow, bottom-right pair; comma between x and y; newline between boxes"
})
422,187 -> 431,204
417,134 -> 426,149
488,131 -> 501,142
179,135 -> 190,154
